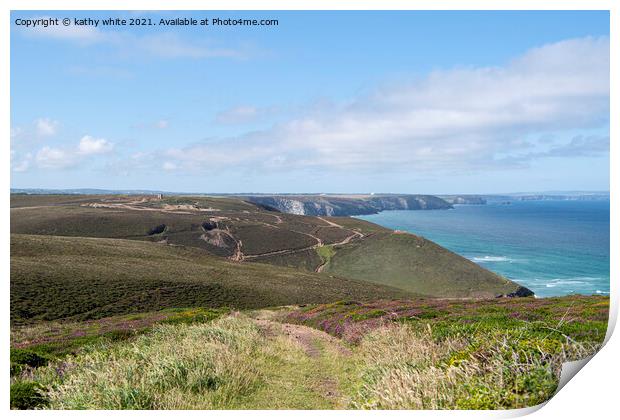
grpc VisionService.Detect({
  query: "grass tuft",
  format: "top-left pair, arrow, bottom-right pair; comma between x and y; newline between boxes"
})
34,316 -> 264,409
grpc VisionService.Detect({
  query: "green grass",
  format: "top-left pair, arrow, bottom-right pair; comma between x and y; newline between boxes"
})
11,234 -> 412,324
31,317 -> 266,409
284,295 -> 608,343
12,313 -> 358,409
316,245 -> 336,268
154,195 -> 258,211
323,232 -> 526,298
10,194 -> 118,208
347,323 -> 580,409
16,314 -> 355,409
10,194 -> 530,299
10,381 -> 48,409
11,307 -> 229,362
283,295 -> 607,409
12,202 -> 204,238
321,216 -> 390,235
251,249 -> 323,271
313,227 -> 357,243
9,194 -> 608,410
234,324 -> 355,409
229,223 -> 317,255
12,296 -> 607,410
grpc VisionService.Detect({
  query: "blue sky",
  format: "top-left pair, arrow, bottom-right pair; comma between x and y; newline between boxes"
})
10,10 -> 609,194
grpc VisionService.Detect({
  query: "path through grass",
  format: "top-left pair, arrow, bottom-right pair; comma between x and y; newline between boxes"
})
19,312 -> 357,409
12,296 -> 607,410
236,311 -> 355,409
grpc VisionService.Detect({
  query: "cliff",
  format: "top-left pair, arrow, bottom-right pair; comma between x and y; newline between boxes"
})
440,195 -> 487,205
243,194 -> 453,216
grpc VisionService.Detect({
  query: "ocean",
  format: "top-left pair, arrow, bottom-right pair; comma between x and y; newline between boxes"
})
357,200 -> 610,297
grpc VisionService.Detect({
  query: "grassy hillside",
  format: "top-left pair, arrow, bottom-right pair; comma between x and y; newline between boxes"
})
10,234 -> 413,324
283,295 -> 609,344
322,231 -> 525,298
281,295 -> 608,409
11,194 -> 531,298
10,296 -> 607,409
10,195 -> 361,259
11,194 -> 116,208
9,194 -> 606,410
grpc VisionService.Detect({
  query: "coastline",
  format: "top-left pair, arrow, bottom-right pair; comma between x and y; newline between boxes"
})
354,200 -> 610,298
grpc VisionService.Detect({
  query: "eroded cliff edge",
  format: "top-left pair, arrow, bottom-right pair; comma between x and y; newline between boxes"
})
244,194 -> 452,216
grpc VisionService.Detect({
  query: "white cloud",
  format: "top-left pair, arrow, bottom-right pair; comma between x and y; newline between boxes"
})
22,18 -> 250,59
27,19 -> 105,44
68,65 -> 134,79
35,146 -> 76,169
10,127 -> 23,139
11,152 -> 32,172
135,33 -> 245,59
77,135 -> 114,155
215,105 -> 277,125
216,105 -> 259,124
35,118 -> 59,137
11,118 -> 59,144
13,160 -> 31,172
503,135 -> 609,165
162,162 -> 177,171
132,119 -> 170,130
157,36 -> 609,174
19,135 -> 115,171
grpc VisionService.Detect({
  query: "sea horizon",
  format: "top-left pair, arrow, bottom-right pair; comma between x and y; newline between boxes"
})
357,199 -> 610,298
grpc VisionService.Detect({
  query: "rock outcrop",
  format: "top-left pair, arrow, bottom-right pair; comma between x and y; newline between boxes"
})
496,286 -> 535,298
440,195 -> 487,205
244,195 -> 452,216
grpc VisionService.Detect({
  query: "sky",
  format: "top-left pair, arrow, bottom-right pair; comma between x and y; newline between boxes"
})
10,10 -> 610,194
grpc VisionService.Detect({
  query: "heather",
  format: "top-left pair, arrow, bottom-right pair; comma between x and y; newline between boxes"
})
10,295 -> 608,409
284,296 -> 609,344
282,296 -> 608,409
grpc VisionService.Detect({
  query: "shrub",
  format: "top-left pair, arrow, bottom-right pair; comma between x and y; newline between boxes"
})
103,330 -> 139,342
10,381 -> 48,409
11,348 -> 49,367
10,349 -> 50,375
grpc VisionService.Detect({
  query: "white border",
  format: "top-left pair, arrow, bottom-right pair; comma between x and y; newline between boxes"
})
2,1 -> 616,419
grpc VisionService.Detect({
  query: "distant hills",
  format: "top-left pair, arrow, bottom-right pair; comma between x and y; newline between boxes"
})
11,188 -> 173,196
11,188 -> 609,219
10,193 -> 531,325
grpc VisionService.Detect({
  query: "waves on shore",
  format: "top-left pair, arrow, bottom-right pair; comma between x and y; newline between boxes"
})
544,277 -> 604,289
469,255 -> 513,263
357,200 -> 609,297
510,276 -> 608,295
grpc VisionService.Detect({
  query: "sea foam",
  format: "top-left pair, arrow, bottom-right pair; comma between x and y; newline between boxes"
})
470,255 -> 511,263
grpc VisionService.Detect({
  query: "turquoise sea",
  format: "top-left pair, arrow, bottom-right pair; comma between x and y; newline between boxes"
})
357,200 -> 610,297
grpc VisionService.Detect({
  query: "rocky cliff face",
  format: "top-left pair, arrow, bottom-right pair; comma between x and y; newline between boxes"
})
440,195 -> 487,205
245,195 -> 452,216
496,286 -> 535,298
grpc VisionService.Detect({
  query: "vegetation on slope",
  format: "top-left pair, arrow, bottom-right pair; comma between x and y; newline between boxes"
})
322,231 -> 528,298
9,194 -> 607,410
10,234 -> 412,325
283,295 -> 608,409
10,295 -> 607,410
11,194 -> 531,298
10,307 -> 227,361
10,195 -> 361,259
283,295 -> 608,344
